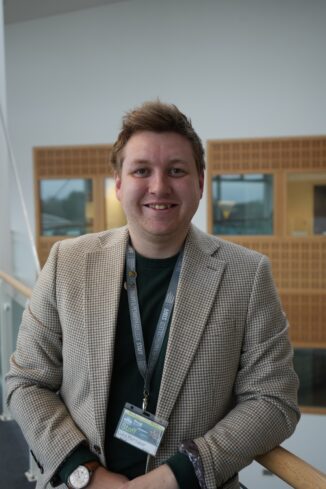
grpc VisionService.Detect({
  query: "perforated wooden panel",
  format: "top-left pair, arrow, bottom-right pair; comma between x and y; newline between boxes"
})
228,238 -> 326,344
229,239 -> 326,290
34,145 -> 112,178
208,136 -> 326,173
281,293 -> 326,344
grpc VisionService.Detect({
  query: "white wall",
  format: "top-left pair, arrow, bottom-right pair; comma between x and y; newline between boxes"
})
3,0 -> 326,482
5,0 -> 326,236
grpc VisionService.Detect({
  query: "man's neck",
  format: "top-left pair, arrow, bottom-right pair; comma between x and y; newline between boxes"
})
128,229 -> 187,259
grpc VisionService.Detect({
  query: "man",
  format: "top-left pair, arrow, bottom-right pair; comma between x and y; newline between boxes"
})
6,101 -> 300,489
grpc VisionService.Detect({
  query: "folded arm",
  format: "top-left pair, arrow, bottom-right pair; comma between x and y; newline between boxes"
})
192,256 -> 300,488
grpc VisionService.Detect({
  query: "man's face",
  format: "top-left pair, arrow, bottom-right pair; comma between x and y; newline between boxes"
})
115,131 -> 204,252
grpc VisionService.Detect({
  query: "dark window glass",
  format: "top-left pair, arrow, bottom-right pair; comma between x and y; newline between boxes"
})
40,179 -> 94,236
293,348 -> 326,408
212,174 -> 273,235
314,185 -> 326,235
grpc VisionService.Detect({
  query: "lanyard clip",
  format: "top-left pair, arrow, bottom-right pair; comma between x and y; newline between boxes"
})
142,390 -> 149,412
127,270 -> 137,288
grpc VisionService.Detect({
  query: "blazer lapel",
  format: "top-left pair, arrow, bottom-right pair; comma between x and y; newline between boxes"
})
156,226 -> 226,421
84,228 -> 129,443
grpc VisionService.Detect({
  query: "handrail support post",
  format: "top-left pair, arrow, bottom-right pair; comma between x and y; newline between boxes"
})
25,453 -> 38,482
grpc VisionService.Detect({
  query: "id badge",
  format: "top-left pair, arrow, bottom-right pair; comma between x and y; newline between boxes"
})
114,403 -> 168,456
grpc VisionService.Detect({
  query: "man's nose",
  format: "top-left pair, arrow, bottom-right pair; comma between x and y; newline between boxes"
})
149,172 -> 171,195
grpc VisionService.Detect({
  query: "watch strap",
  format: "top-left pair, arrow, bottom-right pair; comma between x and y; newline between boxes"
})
84,460 -> 101,474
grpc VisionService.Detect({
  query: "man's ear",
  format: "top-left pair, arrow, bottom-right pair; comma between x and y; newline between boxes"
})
199,171 -> 204,198
115,172 -> 122,200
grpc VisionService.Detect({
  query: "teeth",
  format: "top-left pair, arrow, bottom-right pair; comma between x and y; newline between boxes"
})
148,204 -> 172,210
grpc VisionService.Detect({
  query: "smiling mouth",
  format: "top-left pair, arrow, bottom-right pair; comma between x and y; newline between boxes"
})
145,204 -> 176,210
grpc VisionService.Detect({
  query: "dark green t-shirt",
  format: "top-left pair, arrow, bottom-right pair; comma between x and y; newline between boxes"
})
105,251 -> 178,476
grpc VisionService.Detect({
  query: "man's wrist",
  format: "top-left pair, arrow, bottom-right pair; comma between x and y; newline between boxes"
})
51,443 -> 100,487
165,452 -> 200,489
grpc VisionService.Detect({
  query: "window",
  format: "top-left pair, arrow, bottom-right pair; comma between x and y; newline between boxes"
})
40,179 -> 94,236
287,172 -> 326,237
212,174 -> 273,235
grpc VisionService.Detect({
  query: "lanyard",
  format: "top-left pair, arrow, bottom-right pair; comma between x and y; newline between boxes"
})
125,244 -> 183,411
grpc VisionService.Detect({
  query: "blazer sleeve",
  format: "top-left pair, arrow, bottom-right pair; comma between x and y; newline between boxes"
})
194,255 -> 300,489
6,241 -> 88,484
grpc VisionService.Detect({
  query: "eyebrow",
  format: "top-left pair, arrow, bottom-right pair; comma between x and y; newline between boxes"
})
130,158 -> 189,165
129,159 -> 151,165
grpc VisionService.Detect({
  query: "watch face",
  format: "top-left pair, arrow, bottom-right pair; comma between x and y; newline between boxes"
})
68,465 -> 90,489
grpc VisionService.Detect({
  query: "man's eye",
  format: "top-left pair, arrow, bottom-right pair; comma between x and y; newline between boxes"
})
134,168 -> 149,176
169,168 -> 185,176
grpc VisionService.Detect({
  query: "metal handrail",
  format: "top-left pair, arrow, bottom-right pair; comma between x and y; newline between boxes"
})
1,270 -> 326,488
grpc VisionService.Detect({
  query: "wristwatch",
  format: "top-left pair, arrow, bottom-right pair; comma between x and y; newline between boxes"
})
67,460 -> 101,489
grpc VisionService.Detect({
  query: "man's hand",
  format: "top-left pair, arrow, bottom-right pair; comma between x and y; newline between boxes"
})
120,464 -> 179,489
88,466 -> 129,489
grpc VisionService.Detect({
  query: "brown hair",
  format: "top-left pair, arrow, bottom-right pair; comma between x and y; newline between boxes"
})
110,100 -> 205,175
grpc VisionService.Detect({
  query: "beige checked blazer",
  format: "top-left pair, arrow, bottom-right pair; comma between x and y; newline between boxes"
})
6,225 -> 300,489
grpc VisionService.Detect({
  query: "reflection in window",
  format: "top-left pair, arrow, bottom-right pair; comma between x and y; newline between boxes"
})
40,179 -> 94,236
212,174 -> 273,235
294,348 -> 326,409
287,172 -> 326,237
105,178 -> 127,229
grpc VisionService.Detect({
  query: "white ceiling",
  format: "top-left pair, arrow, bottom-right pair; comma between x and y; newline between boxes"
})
4,0 -> 130,24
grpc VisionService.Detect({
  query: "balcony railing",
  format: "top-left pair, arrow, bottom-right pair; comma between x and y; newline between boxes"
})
1,270 -> 326,488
